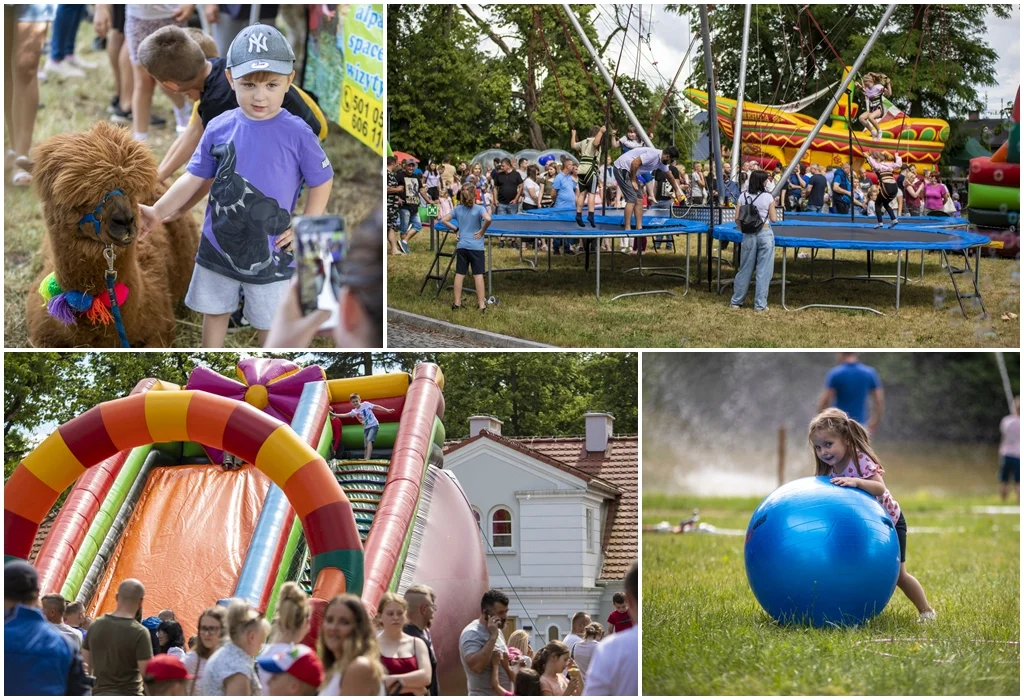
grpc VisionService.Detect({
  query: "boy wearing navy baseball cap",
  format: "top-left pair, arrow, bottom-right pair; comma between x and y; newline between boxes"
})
140,23 -> 334,348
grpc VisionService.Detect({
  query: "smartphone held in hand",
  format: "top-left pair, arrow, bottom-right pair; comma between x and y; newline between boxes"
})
294,215 -> 346,329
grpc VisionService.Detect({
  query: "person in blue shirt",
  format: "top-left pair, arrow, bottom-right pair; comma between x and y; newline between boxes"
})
5,560 -> 91,695
440,186 -> 493,314
831,162 -> 854,215
818,352 -> 885,433
551,159 -> 579,255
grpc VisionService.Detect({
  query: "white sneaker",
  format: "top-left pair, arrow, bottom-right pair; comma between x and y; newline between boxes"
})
43,58 -> 85,80
65,54 -> 97,70
918,610 -> 937,623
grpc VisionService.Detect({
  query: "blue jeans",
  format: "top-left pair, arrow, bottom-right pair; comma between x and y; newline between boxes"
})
495,203 -> 517,215
730,228 -> 775,311
398,208 -> 421,236
51,4 -> 85,61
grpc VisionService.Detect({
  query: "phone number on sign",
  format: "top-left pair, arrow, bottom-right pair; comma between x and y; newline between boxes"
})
342,84 -> 383,149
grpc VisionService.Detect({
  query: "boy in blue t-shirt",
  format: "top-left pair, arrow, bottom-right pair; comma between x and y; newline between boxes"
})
139,24 -> 334,348
440,187 -> 492,313
332,393 -> 396,459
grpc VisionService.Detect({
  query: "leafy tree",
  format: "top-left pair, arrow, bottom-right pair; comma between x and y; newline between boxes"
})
387,3 -> 697,160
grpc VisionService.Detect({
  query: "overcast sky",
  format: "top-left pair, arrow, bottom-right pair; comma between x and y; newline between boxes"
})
475,4 -> 1020,117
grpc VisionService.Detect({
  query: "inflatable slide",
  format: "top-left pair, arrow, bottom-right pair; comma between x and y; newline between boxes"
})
967,86 -> 1019,257
5,359 -> 486,689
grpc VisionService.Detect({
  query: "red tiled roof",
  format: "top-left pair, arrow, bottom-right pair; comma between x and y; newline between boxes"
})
445,433 -> 638,582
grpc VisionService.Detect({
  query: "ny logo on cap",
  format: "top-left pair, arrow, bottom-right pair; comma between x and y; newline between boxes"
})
248,33 -> 268,53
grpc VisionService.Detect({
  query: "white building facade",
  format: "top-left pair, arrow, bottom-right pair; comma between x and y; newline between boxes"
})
444,413 -> 637,651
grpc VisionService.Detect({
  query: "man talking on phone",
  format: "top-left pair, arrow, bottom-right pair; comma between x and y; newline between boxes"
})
459,589 -> 513,695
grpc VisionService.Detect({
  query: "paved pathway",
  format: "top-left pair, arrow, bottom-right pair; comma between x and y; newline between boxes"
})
387,319 -> 491,348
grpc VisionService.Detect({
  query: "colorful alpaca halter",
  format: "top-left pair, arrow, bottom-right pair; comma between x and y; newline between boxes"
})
40,246 -> 131,348
78,189 -> 126,238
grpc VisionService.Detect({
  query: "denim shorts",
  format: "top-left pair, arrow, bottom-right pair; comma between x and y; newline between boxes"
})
364,425 -> 379,443
15,4 -> 56,22
185,264 -> 289,331
999,456 -> 1020,483
894,512 -> 907,563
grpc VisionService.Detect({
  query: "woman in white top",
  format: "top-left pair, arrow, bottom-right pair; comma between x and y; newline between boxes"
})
520,164 -> 544,253
570,623 -> 603,679
730,169 -> 778,312
197,601 -> 270,696
184,605 -> 228,695
317,594 -> 386,696
157,620 -> 187,661
258,583 -> 312,694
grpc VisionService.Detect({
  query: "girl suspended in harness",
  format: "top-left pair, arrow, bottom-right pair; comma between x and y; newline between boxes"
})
571,125 -> 607,228
856,73 -> 892,142
865,149 -> 902,228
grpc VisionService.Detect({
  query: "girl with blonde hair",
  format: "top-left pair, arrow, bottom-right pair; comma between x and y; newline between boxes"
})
808,408 -> 936,622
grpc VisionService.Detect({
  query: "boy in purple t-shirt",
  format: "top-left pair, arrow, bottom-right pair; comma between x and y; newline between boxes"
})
139,24 -> 334,347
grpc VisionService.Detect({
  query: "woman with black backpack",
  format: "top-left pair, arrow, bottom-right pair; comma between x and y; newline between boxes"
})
730,170 -> 779,312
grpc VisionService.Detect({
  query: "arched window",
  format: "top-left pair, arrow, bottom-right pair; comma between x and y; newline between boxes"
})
548,625 -> 560,642
472,507 -> 482,530
491,507 -> 513,548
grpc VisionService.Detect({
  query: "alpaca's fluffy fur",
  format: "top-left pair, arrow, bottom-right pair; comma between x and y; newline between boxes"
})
26,122 -> 199,347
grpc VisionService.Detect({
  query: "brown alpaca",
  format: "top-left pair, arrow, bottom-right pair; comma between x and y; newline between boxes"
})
25,122 -> 199,347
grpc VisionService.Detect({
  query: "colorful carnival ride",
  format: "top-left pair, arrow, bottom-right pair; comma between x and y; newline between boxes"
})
5,359 -> 487,690
684,78 -> 949,171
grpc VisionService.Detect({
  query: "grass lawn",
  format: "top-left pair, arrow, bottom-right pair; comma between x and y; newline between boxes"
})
4,23 -> 380,348
642,492 -> 1020,695
387,230 -> 1020,348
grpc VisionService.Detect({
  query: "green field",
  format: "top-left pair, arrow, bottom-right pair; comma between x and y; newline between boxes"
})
642,492 -> 1020,695
4,24 -> 379,348
388,233 -> 1020,348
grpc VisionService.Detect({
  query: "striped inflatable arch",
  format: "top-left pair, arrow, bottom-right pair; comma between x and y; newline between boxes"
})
4,390 -> 363,596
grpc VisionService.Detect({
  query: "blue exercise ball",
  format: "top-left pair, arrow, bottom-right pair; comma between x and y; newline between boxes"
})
744,476 -> 900,627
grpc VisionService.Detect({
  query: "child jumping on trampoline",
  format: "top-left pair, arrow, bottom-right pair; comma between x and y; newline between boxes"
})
571,125 -> 606,228
856,73 -> 892,142
332,393 -> 396,459
809,408 -> 936,622
865,149 -> 902,228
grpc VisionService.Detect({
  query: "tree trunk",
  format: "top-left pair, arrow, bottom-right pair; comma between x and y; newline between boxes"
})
525,24 -> 547,150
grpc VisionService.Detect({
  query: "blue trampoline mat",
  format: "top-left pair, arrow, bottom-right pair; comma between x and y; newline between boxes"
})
783,211 -> 970,228
713,222 -> 990,251
436,213 -> 705,235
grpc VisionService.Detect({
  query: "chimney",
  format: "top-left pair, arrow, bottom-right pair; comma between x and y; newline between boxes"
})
469,415 -> 503,437
584,412 -> 614,453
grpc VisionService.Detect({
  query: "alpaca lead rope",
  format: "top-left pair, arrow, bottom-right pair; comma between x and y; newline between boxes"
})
104,244 -> 130,348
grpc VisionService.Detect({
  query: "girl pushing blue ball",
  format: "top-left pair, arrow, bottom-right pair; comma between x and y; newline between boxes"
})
808,408 -> 936,623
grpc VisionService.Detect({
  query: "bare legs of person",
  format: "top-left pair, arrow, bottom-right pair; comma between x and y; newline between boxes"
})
132,64 -> 184,140
363,439 -> 373,460
897,562 -> 935,619
4,17 -> 47,186
452,273 -> 486,311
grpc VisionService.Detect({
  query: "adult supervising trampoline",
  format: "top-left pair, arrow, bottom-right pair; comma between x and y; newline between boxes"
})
712,222 -> 991,315
424,214 -> 706,301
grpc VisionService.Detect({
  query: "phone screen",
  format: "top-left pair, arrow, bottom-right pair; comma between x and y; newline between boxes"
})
294,215 -> 347,326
